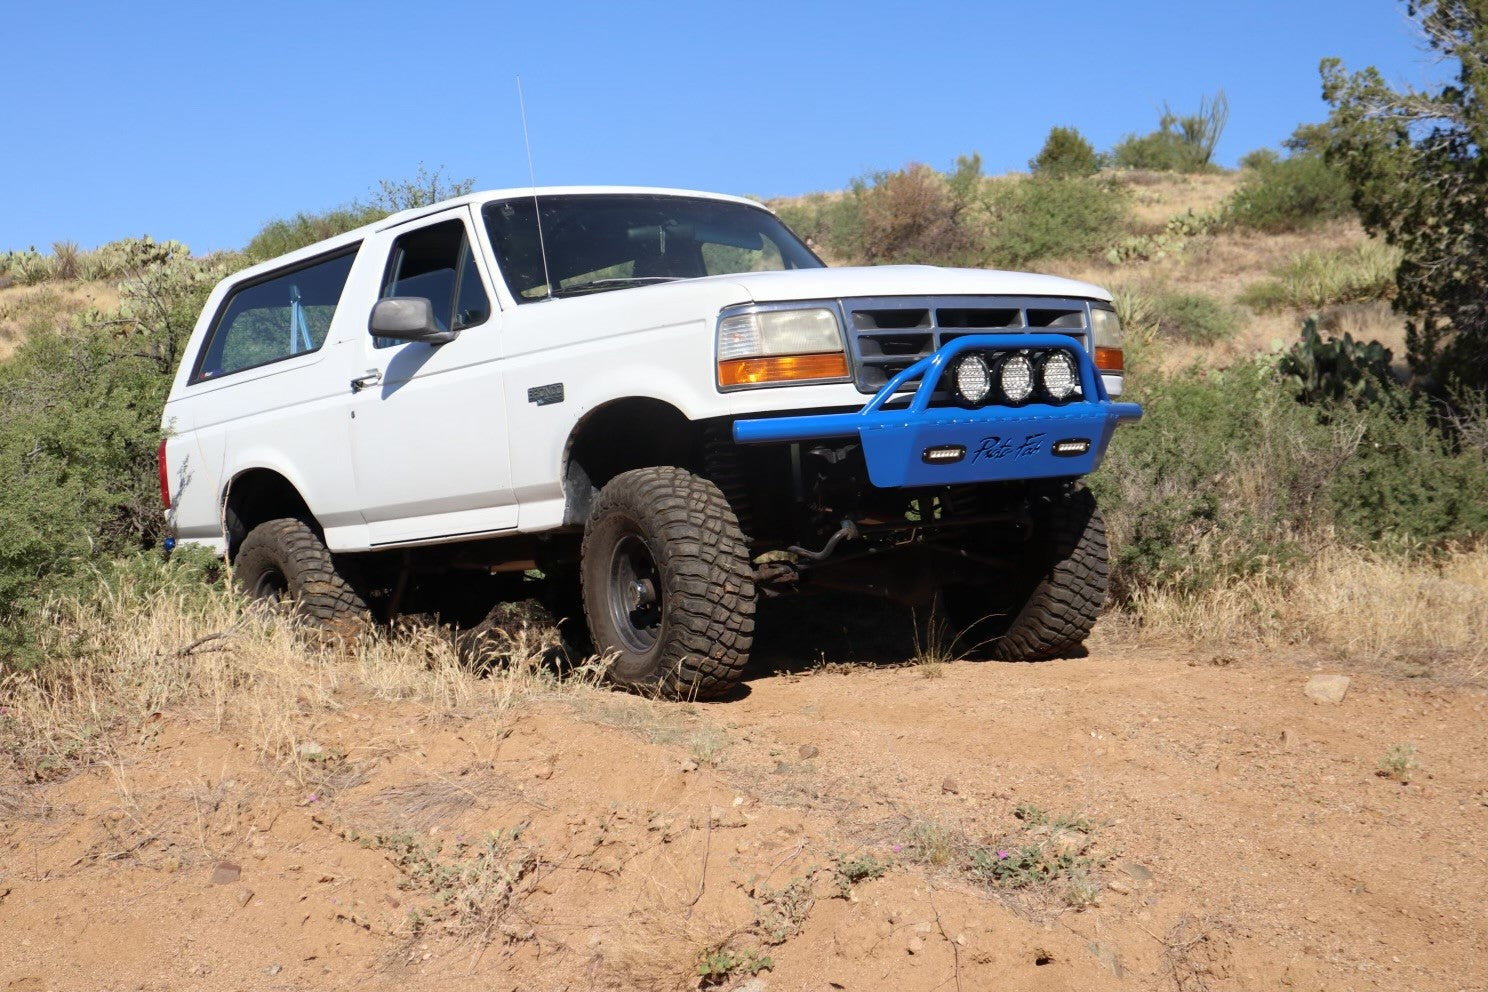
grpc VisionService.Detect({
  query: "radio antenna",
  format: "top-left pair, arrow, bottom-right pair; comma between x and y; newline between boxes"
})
516,75 -> 554,300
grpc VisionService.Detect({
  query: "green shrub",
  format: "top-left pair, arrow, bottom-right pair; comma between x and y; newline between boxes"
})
1238,147 -> 1281,170
1030,126 -> 1099,177
1225,151 -> 1354,232
1092,355 -> 1488,598
1148,291 -> 1240,344
774,156 -> 1125,269
851,160 -> 983,266
245,163 -> 474,263
982,175 -> 1129,268
1238,241 -> 1400,312
369,163 -> 476,212
245,205 -> 388,263
1110,92 -> 1228,173
772,192 -> 863,263
1092,362 -> 1318,596
1328,392 -> 1488,544
0,238 -> 231,668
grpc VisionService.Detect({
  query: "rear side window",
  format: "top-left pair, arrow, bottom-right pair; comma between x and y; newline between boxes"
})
376,219 -> 490,348
192,248 -> 358,383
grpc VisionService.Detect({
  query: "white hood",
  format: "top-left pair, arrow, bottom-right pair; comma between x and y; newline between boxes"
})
717,265 -> 1112,304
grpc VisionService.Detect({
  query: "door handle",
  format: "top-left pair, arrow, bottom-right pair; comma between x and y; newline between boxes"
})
350,370 -> 382,393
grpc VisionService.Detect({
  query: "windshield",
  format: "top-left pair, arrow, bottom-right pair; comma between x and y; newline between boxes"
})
482,193 -> 824,302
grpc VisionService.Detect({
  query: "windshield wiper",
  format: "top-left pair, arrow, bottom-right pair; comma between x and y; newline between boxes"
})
549,276 -> 681,298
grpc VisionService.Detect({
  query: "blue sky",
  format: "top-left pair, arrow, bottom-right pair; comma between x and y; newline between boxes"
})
1,0 -> 1435,254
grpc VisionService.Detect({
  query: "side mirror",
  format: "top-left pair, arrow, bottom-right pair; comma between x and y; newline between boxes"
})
368,298 -> 457,345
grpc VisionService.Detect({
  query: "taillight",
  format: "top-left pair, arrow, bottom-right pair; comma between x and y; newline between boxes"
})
157,438 -> 171,509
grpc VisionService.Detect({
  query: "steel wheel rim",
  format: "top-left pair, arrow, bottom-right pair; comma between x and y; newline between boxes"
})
252,567 -> 290,603
607,532 -> 662,654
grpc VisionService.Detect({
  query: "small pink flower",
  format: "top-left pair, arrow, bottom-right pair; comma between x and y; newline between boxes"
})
307,793 -> 319,803
997,850 -> 1009,859
892,844 -> 903,853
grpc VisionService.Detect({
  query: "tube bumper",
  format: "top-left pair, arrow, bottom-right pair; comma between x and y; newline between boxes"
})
732,333 -> 1142,488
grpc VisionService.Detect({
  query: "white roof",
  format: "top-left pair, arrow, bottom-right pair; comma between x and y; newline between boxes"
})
236,186 -> 767,279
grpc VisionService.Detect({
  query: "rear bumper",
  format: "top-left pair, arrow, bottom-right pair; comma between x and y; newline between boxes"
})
732,333 -> 1141,488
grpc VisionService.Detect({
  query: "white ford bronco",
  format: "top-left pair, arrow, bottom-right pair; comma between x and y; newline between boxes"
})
161,187 -> 1140,697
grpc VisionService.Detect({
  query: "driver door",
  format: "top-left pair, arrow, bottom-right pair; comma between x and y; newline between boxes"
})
348,208 -> 518,546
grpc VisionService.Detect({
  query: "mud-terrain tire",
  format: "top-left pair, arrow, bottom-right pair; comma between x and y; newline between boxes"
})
944,484 -> 1108,661
580,467 -> 755,699
234,518 -> 370,637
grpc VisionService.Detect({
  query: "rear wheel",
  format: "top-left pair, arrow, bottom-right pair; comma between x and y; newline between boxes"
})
234,517 -> 370,637
580,467 -> 755,698
943,484 -> 1108,660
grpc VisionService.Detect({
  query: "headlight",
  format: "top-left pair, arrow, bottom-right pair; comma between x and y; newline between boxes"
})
717,307 -> 850,388
1040,351 -> 1078,401
951,353 -> 991,406
998,354 -> 1034,404
1090,307 -> 1124,373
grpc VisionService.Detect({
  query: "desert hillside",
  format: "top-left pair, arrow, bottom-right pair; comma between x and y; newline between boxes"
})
3,152 -> 1487,992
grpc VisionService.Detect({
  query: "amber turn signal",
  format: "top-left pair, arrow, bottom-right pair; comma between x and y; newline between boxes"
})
1094,346 -> 1124,373
718,353 -> 850,387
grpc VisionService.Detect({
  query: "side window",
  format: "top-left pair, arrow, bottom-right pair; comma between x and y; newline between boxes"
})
378,219 -> 490,348
192,248 -> 357,383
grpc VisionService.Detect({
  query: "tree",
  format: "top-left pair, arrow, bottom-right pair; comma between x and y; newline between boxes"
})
245,164 -> 476,262
1030,126 -> 1099,176
1320,1 -> 1488,386
369,162 -> 476,212
851,162 -> 980,266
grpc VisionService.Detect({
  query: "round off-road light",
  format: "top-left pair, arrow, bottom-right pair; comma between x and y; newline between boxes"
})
998,354 -> 1034,403
952,353 -> 991,406
1040,351 -> 1078,401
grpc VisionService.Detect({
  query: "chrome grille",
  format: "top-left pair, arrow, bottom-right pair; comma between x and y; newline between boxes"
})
843,296 -> 1094,393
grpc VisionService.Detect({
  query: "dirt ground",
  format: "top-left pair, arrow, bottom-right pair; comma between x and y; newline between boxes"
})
3,606 -> 1486,992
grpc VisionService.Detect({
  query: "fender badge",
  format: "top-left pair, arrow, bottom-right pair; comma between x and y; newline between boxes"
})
1052,438 -> 1092,457
527,383 -> 564,406
922,444 -> 966,464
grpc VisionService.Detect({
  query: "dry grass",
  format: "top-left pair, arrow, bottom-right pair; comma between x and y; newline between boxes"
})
0,280 -> 120,361
1238,240 -> 1401,313
1052,222 -> 1364,302
1110,170 -> 1240,232
568,693 -> 731,768
1109,545 -> 1488,680
599,907 -> 745,990
909,604 -> 961,677
0,574 -> 605,781
356,776 -> 488,833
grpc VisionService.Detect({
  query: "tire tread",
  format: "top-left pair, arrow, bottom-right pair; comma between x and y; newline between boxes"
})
581,467 -> 755,699
990,485 -> 1108,661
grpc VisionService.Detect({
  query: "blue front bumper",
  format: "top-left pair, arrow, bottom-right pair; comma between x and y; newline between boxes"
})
732,334 -> 1142,488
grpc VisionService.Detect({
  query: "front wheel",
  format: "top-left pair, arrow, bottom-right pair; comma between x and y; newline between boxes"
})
580,467 -> 756,699
943,484 -> 1109,661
